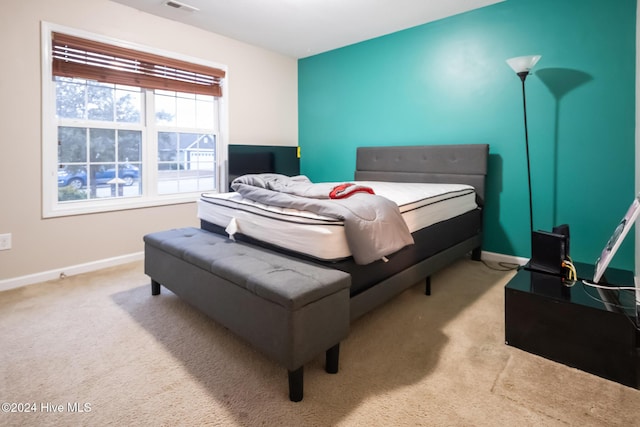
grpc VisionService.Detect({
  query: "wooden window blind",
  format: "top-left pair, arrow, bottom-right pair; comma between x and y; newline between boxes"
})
52,32 -> 225,97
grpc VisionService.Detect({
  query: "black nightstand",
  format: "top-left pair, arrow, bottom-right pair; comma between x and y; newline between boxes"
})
505,263 -> 640,388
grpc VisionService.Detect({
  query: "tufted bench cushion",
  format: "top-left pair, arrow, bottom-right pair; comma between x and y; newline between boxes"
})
143,227 -> 351,401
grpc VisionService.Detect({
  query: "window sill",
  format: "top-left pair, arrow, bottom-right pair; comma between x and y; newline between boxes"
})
42,193 -> 206,218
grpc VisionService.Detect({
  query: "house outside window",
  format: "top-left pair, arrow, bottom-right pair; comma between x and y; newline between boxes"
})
42,23 -> 228,217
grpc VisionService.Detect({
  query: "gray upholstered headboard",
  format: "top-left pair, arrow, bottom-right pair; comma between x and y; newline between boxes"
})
354,144 -> 489,206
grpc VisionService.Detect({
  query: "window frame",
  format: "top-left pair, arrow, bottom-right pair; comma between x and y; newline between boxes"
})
41,22 -> 229,218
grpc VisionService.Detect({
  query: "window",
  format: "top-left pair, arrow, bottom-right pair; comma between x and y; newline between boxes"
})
42,23 -> 228,217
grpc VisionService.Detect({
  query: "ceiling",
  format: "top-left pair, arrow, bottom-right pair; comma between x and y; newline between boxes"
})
110,0 -> 504,58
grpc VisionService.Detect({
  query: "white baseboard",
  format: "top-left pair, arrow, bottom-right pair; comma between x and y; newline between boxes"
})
481,250 -> 529,266
0,252 -> 144,292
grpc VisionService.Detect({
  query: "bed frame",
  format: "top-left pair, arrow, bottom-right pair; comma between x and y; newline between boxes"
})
347,144 -> 488,319
202,143 -> 489,320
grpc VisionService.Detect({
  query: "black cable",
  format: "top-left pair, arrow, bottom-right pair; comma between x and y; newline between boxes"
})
581,281 -> 640,331
481,259 -> 520,272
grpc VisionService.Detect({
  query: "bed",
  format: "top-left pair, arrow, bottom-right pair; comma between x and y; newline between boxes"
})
198,143 -> 489,320
146,143 -> 489,400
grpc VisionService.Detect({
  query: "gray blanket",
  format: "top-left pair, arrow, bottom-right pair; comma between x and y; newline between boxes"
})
231,174 -> 414,265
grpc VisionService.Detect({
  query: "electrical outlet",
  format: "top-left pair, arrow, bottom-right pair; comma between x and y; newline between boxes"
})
0,233 -> 12,251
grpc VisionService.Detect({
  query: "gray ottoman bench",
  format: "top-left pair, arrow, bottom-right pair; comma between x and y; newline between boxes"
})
143,227 -> 351,401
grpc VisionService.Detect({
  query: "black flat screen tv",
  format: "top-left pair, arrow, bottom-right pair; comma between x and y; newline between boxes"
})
227,145 -> 300,190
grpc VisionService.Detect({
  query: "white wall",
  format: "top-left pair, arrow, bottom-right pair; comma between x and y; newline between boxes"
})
0,0 -> 298,284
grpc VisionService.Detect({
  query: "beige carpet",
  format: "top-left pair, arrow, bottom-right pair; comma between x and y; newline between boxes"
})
1,258 -> 639,426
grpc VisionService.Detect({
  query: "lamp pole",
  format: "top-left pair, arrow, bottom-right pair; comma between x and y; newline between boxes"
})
517,70 -> 534,235
506,54 -> 541,246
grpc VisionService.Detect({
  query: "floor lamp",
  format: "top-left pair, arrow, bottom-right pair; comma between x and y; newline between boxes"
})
506,54 -> 542,235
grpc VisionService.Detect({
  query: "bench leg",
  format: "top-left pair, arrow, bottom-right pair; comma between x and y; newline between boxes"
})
326,343 -> 340,374
288,367 -> 304,402
425,276 -> 431,296
151,280 -> 161,296
471,246 -> 482,261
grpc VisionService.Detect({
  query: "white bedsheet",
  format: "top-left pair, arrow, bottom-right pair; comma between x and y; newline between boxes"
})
197,181 -> 477,261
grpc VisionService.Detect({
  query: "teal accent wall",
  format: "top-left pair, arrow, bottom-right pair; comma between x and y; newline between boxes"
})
298,0 -> 637,270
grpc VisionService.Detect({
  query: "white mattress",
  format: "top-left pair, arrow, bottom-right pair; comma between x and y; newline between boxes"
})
197,181 -> 477,261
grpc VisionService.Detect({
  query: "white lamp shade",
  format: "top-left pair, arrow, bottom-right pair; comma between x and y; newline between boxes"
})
506,55 -> 542,73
